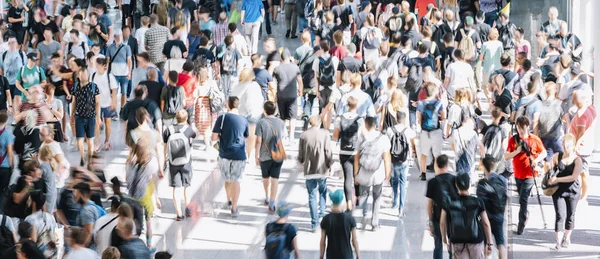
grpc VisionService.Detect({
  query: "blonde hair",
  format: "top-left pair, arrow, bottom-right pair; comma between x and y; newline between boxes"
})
454,88 -> 471,104
389,89 -> 406,112
39,145 -> 58,172
489,28 -> 499,41
325,11 -> 334,22
140,16 -> 150,26
175,109 -> 188,123
350,73 -> 362,87
239,68 -> 255,82
101,246 -> 121,259
562,134 -> 576,156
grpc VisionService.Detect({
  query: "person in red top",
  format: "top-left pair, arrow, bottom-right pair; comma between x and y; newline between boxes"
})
329,31 -> 348,60
567,90 -> 596,200
177,61 -> 198,128
505,116 -> 547,235
415,0 -> 436,21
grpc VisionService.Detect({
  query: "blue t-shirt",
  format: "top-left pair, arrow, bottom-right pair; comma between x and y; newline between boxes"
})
417,99 -> 444,127
242,0 -> 264,23
514,95 -> 541,122
0,127 -> 14,168
253,68 -> 272,90
212,113 -> 249,160
407,56 -> 436,72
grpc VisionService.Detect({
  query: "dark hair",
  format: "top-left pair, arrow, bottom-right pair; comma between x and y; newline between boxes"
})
320,39 -> 330,52
516,116 -> 530,128
69,226 -> 86,245
182,61 -> 194,72
224,35 -> 233,46
70,29 -> 79,37
51,52 -> 61,59
19,239 -> 45,259
228,23 -> 237,33
88,12 -> 98,19
122,25 -> 131,32
482,156 -> 495,173
251,53 -> 262,65
168,71 -> 179,84
73,14 -> 84,20
453,49 -> 464,60
424,82 -> 438,97
490,107 -> 502,119
442,32 -> 454,43
391,33 -> 402,44
418,42 -> 429,54
43,26 -> 54,32
31,192 -> 46,211
96,57 -> 107,65
94,3 -> 106,12
228,96 -> 240,109
263,101 -> 277,115
109,196 -> 120,211
364,116 -> 377,129
73,58 -> 86,69
18,221 -> 34,239
73,182 -> 91,197
455,173 -> 470,191
170,26 -> 179,35
500,53 -> 512,67
155,251 -> 173,259
199,36 -> 209,46
134,84 -> 147,98
522,59 -> 532,71
400,35 -> 411,47
0,110 -> 8,124
435,154 -> 449,169
136,52 -> 151,62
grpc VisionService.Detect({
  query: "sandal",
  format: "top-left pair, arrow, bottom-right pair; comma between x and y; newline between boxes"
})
104,142 -> 111,150
185,208 -> 191,217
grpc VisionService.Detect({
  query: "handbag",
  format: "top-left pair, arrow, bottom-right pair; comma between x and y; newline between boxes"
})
542,152 -> 562,196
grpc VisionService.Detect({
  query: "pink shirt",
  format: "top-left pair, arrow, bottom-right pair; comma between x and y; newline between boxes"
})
569,106 -> 597,156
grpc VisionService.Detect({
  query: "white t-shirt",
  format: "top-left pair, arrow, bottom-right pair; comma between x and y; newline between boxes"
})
64,247 -> 100,259
312,54 -> 340,87
231,81 -> 264,118
91,71 -> 118,108
135,27 -> 149,53
446,61 -> 475,99
164,58 -> 186,73
93,213 -> 119,254
233,33 -> 248,56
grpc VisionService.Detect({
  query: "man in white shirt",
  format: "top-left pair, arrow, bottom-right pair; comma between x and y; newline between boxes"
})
91,58 -> 117,151
229,23 -> 249,56
444,49 -> 476,100
63,29 -> 89,60
93,197 -> 119,254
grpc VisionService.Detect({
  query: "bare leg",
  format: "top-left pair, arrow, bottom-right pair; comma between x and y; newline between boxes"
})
77,138 -> 85,163
13,96 -> 21,116
224,182 -> 232,204
580,171 -> 589,200
121,94 -> 127,109
145,218 -> 153,248
172,187 -> 181,216
245,124 -> 256,161
322,112 -> 332,132
262,178 -> 270,202
497,245 -> 506,259
272,6 -> 279,23
269,178 -> 278,203
183,186 -> 189,209
420,154 -> 428,174
231,181 -> 240,211
86,137 -> 94,161
288,119 -> 295,142
104,118 -> 111,147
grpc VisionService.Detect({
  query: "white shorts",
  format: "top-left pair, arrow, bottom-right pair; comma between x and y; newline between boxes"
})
420,129 -> 443,158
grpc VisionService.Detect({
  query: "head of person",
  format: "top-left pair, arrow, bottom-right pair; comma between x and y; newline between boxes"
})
27,85 -> 43,103
347,44 -> 357,56
454,88 -> 471,104
170,26 -> 180,40
442,32 -> 454,46
38,144 -> 57,169
73,182 -> 91,204
68,226 -> 86,247
548,6 -> 559,21
559,21 -> 569,37
134,84 -> 148,100
455,172 -> 470,192
175,109 -> 188,124
50,53 -> 62,67
77,67 -> 90,84
333,30 -> 343,45
320,39 -> 331,53
454,49 -> 465,61
70,29 -> 79,43
7,35 -> 18,50
329,189 -> 345,208
26,52 -> 37,66
301,31 -> 311,45
475,10 -> 485,24
482,156 -> 496,175
17,239 -> 44,259
239,68 -> 255,83
527,72 -> 541,95
43,27 -> 53,41
423,82 -> 438,98
88,11 -> 98,24
364,116 -> 377,131
572,89 -> 590,109
228,96 -> 240,110
94,3 -> 106,14
72,19 -> 83,31
500,53 -> 512,68
0,111 -> 7,127
30,191 -> 46,212
444,9 -> 454,22
101,246 -> 121,259
488,28 -> 499,41
141,16 -> 150,27
116,217 -> 135,240
350,73 -> 362,89
96,57 -> 107,73
434,154 -> 449,173
197,67 -> 209,83
309,115 -> 321,128
515,116 -> 530,137
149,14 -> 159,24
562,134 -> 576,156
490,106 -> 502,121
490,74 -> 505,92
167,70 -> 178,85
224,35 -> 234,47
275,202 -> 292,219
251,53 -> 262,67
263,101 -> 277,116
545,82 -> 557,99
465,16 -> 474,28
280,48 -> 292,63
118,202 -> 133,219
418,41 -> 430,55
136,52 -> 151,67
18,221 -> 34,240
499,11 -> 509,24
155,252 -> 173,259
263,37 -> 276,52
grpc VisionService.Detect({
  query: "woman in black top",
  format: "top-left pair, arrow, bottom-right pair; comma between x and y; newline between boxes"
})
547,134 -> 582,250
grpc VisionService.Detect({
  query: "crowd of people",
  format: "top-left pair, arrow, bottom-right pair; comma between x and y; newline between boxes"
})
0,0 -> 595,258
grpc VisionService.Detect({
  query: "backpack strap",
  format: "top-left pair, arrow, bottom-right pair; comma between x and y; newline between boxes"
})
98,215 -> 119,232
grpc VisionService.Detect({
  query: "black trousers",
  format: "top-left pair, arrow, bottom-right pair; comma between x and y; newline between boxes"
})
552,192 -> 580,232
339,155 -> 359,202
515,177 -> 534,230
0,167 -> 12,213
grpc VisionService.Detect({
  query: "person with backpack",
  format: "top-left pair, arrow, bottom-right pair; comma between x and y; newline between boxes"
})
489,53 -> 517,93
425,154 -> 456,259
218,35 -> 243,102
454,16 -> 480,62
92,197 -> 120,254
495,12 -> 516,68
384,7 -> 403,38
160,71 -> 185,128
65,226 -> 100,258
359,14 -> 383,64
440,172 -> 494,258
333,96 -> 364,211
106,30 -> 133,110
192,36 -> 218,79
14,53 -> 46,113
264,202 -> 299,259
385,109 -> 415,216
313,40 -> 339,125
91,58 -> 118,152
417,82 -> 445,181
319,189 -> 360,259
0,111 -> 15,211
558,63 -> 594,115
64,30 -> 89,60
71,67 -> 101,167
116,214 -> 152,258
24,192 -> 58,258
505,116 -> 547,235
445,88 -> 475,134
481,107 -> 509,174
476,157 -> 508,259
361,61 -> 383,108
255,102 -> 287,212
511,77 -> 542,130
451,117 -> 480,177
298,116 -> 332,231
73,182 -> 105,249
337,44 -> 363,85
353,116 -> 391,231
163,110 -> 196,220
336,73 -> 376,118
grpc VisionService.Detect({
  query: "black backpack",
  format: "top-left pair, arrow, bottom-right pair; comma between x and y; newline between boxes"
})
362,74 -> 381,104
339,116 -> 361,152
299,50 -> 316,89
389,126 -> 409,163
405,62 -> 423,93
476,177 -> 507,215
0,215 -> 15,251
447,196 -> 483,243
435,175 -> 459,216
318,56 -> 335,87
165,85 -> 184,115
67,41 -> 86,55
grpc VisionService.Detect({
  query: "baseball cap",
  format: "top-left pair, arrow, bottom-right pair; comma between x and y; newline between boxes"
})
276,202 -> 292,218
361,1 -> 370,10
27,52 -> 38,61
329,189 -> 345,205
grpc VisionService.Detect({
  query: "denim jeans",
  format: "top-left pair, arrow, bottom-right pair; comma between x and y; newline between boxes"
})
515,177 -> 534,231
391,162 -> 408,211
433,220 -> 452,259
302,94 -> 317,128
306,178 -> 327,228
358,184 -> 382,226
298,17 -> 308,33
114,75 -> 131,97
261,1 -> 271,35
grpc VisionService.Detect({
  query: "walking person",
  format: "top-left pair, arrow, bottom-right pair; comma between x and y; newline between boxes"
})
547,134 -> 583,250
505,116 -> 547,235
273,49 -> 303,143
476,157 -> 508,259
426,154 -> 457,259
241,0 -> 264,54
417,82 -> 446,181
264,202 -> 300,259
255,101 -> 286,212
298,115 -> 333,231
440,173 -> 494,259
231,68 -> 264,160
354,116 -> 391,231
212,97 -> 249,217
218,36 -> 243,102
71,67 -> 100,167
91,58 -> 117,151
319,189 -> 360,259
106,30 -> 133,110
163,110 -> 196,221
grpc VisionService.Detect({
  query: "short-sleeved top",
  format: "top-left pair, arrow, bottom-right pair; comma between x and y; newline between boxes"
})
241,0 -> 264,23
106,43 -> 132,76
140,80 -> 162,105
445,61 -> 474,99
569,106 -> 597,156
337,56 -> 363,74
64,247 -> 99,259
312,54 -> 340,86
447,195 -> 486,244
407,56 -> 436,72
253,68 -> 272,91
507,134 -> 545,179
219,46 -> 243,74
16,65 -> 46,98
0,127 -> 15,168
120,99 -> 162,131
255,117 -> 287,161
25,211 -> 57,242
417,99 -> 444,119
73,83 -> 100,118
167,7 -> 191,29
163,123 -> 197,145
273,63 -> 301,99
266,51 -> 281,71
454,28 -> 481,48
58,189 -> 82,226
37,41 -> 61,69
355,131 -> 391,185
193,47 -> 216,64
0,76 -> 9,110
426,173 -> 457,220
8,6 -> 24,30
76,202 -> 99,227
336,89 -> 375,117
0,50 -> 26,85
89,23 -> 109,47
162,40 -> 188,59
91,72 -> 118,108
212,113 -> 249,160
265,222 -> 297,252
320,212 -> 356,259
160,85 -> 185,119
481,40 -> 504,73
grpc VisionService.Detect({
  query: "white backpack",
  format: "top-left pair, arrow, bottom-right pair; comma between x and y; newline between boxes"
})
166,125 -> 191,166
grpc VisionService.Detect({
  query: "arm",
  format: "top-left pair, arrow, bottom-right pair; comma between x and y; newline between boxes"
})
353,152 -> 361,176
480,211 -> 494,250
533,149 -> 547,165
297,136 -> 305,164
319,231 -> 326,259
440,209 -> 448,246
7,144 -> 14,169
126,56 -> 132,78
296,75 -> 303,96
12,185 -> 30,204
82,223 -> 93,246
292,236 -> 300,258
504,145 -> 522,160
255,137 -> 262,165
160,100 -> 165,113
55,209 -> 70,227
383,152 -> 391,181
50,104 -> 63,120
332,128 -> 340,142
211,132 -> 220,142
240,10 -> 245,24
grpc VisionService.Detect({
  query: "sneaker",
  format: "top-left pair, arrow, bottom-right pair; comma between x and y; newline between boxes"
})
371,225 -> 381,232
231,209 -> 239,218
264,199 -> 269,206
561,238 -> 570,248
398,208 -> 405,218
176,215 -> 184,221
268,201 -> 276,213
419,173 -> 427,181
426,164 -> 434,172
185,208 -> 191,217
111,114 -> 119,121
361,218 -> 369,230
285,30 -> 290,38
290,35 -> 298,39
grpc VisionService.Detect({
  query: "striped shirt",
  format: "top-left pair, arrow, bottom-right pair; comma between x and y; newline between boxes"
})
212,22 -> 229,47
